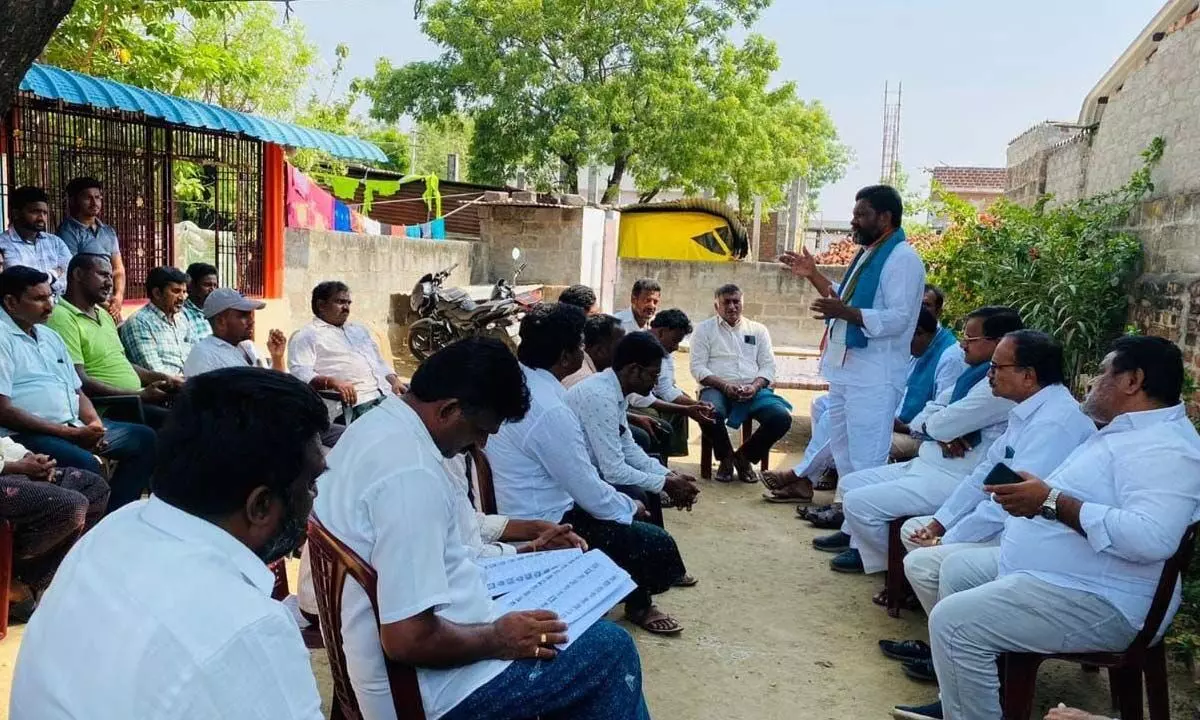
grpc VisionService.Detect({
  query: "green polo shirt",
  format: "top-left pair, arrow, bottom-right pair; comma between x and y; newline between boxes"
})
47,299 -> 141,391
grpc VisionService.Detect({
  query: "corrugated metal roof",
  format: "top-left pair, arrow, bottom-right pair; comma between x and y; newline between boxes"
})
20,64 -> 388,163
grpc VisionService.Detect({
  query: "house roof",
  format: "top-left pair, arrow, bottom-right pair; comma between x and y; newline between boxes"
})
20,64 -> 387,163
930,166 -> 1008,192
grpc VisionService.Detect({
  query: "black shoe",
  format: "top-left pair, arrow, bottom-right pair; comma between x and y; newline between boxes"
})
891,700 -> 942,720
812,531 -> 851,553
902,658 -> 938,684
879,639 -> 932,663
829,549 -> 864,574
807,506 -> 845,530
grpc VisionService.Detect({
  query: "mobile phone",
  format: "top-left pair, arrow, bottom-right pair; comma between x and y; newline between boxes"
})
983,462 -> 1023,486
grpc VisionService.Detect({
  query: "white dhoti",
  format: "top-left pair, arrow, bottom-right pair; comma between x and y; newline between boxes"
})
826,382 -> 900,478
840,460 -> 963,574
901,516 -> 1001,614
792,394 -> 834,478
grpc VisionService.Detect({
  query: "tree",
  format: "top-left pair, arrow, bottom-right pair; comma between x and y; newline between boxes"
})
411,115 -> 473,179
41,0 -> 315,118
0,0 -> 76,116
363,0 -> 847,208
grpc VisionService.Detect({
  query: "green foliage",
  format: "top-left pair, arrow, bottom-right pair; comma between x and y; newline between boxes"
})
411,115 -> 474,180
362,0 -> 848,211
43,1 -> 316,117
921,137 -> 1164,382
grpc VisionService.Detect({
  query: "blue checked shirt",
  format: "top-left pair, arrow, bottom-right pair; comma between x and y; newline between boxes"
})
56,217 -> 121,257
180,299 -> 213,342
0,228 -> 73,297
119,303 -> 198,376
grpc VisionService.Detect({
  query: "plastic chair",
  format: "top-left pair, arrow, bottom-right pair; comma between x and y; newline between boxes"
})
885,516 -> 916,618
307,515 -> 426,720
700,420 -> 768,479
998,521 -> 1200,720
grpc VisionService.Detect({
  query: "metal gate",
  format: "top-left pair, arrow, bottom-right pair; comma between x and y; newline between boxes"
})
4,98 -> 264,299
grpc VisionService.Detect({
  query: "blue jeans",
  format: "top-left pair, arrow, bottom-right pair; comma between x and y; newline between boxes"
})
442,620 -> 650,720
15,420 -> 156,512
698,388 -> 793,463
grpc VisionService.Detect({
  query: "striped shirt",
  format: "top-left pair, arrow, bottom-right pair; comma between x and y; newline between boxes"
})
180,299 -> 213,342
119,303 -> 197,376
0,228 -> 73,297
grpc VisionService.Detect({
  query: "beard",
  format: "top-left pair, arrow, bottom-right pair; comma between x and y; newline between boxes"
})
853,227 -> 880,245
257,496 -> 310,564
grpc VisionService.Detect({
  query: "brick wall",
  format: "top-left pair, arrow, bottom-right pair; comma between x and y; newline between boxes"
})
615,257 -> 847,348
1042,135 -> 1092,207
477,204 -> 588,287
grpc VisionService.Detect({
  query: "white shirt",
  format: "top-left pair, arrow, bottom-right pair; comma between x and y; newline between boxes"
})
689,315 -> 776,386
488,365 -> 639,524
565,369 -> 669,493
613,307 -> 646,333
935,384 -> 1097,544
628,352 -> 685,408
313,398 -> 509,720
999,404 -> 1200,631
561,352 -> 597,390
897,344 -> 966,416
909,373 -> 1015,477
183,335 -> 265,377
819,241 -> 926,389
11,497 -> 322,720
288,318 -> 395,404
0,435 -> 29,471
441,453 -> 515,559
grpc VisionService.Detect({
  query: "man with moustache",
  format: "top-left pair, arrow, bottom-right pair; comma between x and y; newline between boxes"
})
288,281 -> 406,423
57,177 -> 127,323
0,187 -> 73,298
781,185 -> 926,482
120,266 -> 200,376
11,368 -> 331,719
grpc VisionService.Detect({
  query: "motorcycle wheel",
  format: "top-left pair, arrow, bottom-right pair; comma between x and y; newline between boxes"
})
408,322 -> 452,362
481,326 -> 518,354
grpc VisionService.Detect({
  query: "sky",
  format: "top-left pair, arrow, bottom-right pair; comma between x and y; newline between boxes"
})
290,0 -> 1165,222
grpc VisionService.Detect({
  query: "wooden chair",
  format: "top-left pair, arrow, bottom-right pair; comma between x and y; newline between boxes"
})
307,515 -> 426,720
998,521 -> 1200,720
885,516 -> 916,618
700,419 -> 769,479
0,521 -> 12,641
268,557 -> 290,601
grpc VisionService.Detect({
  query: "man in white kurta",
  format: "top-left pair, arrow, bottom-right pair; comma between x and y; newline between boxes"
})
816,307 -> 1025,574
781,185 -> 925,482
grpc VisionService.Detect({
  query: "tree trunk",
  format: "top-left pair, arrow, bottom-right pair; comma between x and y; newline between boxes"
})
602,152 -> 631,204
638,187 -> 662,204
0,0 -> 75,117
559,156 -> 580,194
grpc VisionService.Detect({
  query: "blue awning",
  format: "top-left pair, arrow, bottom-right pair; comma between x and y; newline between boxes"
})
19,64 -> 388,164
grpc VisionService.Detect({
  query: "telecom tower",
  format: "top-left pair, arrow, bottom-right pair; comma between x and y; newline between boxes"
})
880,82 -> 902,186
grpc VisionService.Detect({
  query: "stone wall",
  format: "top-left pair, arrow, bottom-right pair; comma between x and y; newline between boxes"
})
1042,133 -> 1092,207
281,228 -> 488,359
615,258 -> 847,348
478,204 -> 586,286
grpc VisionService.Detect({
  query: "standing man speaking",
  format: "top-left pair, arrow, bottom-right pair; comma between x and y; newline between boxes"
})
781,185 -> 925,478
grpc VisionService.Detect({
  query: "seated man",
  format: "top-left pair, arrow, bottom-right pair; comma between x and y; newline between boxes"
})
562,314 -> 624,389
763,304 -> 963,503
814,306 -> 1022,573
489,303 -> 690,635
182,262 -> 218,341
628,309 -> 717,459
614,278 -> 660,332
0,186 -> 72,298
924,335 -> 1200,720
690,283 -> 792,484
120,266 -> 201,376
183,288 -> 285,376
0,266 -> 156,511
566,331 -> 701,530
876,331 -> 1095,693
313,337 -> 650,720
0,435 -> 109,624
57,177 -> 127,322
47,254 -> 181,428
288,281 -> 405,422
12,368 -> 330,719
557,284 -> 600,316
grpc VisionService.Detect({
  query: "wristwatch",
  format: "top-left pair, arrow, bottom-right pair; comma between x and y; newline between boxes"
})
1040,488 -> 1062,521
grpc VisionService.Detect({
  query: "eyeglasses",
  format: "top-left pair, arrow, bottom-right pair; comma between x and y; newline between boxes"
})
988,362 -> 1024,371
961,335 -> 995,345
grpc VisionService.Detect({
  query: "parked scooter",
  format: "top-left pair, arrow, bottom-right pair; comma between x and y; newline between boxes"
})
406,252 -> 528,362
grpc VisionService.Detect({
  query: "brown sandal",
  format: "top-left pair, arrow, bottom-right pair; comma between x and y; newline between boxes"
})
627,606 -> 684,635
672,574 -> 699,588
761,483 -> 815,504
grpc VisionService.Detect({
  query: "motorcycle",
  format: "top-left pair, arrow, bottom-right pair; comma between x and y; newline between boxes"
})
407,258 -> 526,362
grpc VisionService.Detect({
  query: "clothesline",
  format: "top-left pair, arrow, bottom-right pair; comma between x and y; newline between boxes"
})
345,191 -> 485,209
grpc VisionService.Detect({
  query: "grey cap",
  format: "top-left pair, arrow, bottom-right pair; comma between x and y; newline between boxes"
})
203,287 -> 267,318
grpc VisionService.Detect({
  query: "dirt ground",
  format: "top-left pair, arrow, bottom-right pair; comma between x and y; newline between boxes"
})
0,384 -> 1192,718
